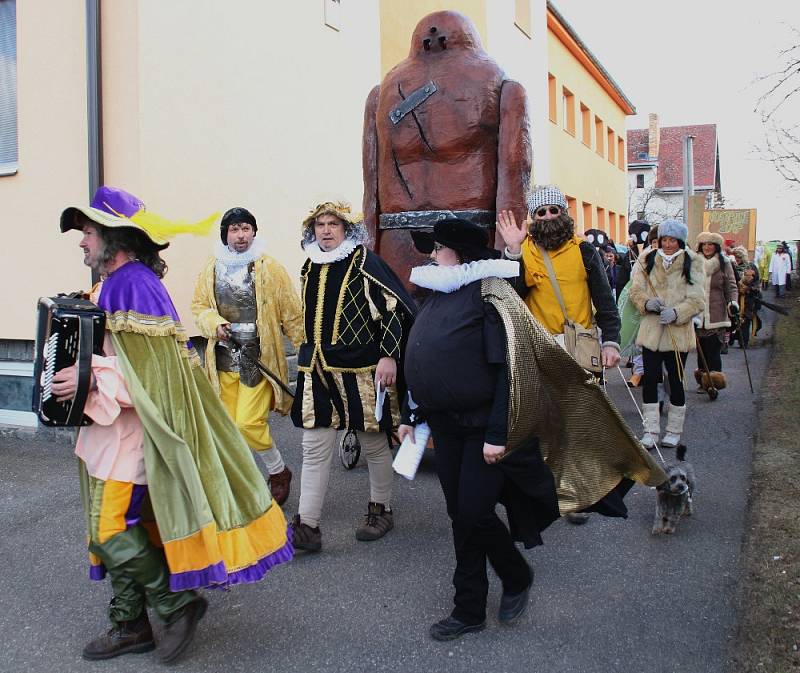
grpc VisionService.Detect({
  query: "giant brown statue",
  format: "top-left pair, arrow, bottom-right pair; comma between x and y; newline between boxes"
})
362,10 -> 531,289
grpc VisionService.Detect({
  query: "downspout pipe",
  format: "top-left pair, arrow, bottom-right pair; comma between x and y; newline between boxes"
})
86,0 -> 102,282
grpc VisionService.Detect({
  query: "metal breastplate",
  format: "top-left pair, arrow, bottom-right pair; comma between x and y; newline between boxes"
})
214,260 -> 262,386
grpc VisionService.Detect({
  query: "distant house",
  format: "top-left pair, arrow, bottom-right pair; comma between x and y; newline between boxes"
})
627,114 -> 722,225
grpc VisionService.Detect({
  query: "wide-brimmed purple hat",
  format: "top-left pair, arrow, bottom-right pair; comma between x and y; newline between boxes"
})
60,186 -> 169,250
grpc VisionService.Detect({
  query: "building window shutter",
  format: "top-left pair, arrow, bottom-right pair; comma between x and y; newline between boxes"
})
0,0 -> 17,174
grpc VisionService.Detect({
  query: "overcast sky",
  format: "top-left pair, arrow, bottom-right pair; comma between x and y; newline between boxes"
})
554,0 -> 800,241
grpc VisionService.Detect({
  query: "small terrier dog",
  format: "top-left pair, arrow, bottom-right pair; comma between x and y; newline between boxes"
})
652,445 -> 695,535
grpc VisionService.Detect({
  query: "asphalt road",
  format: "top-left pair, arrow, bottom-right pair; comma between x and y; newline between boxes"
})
0,311 -> 776,673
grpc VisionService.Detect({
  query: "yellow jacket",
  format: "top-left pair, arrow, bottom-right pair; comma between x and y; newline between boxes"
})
191,254 -> 304,415
520,235 -> 593,335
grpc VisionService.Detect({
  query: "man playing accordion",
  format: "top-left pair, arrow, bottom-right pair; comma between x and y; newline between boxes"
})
51,186 -> 293,663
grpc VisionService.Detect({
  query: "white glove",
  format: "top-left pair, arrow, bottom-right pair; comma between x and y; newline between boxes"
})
692,315 -> 703,328
728,301 -> 740,315
659,307 -> 678,325
645,298 -> 664,313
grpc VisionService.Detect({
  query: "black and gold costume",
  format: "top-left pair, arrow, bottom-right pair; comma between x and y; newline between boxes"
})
291,245 -> 416,433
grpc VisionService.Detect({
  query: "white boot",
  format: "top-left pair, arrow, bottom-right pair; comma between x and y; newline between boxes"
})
640,403 -> 661,449
661,405 -> 686,448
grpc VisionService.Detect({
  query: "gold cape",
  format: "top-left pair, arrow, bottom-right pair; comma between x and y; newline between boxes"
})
482,277 -> 666,514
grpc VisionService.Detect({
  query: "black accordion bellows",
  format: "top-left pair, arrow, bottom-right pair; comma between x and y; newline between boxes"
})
32,296 -> 106,427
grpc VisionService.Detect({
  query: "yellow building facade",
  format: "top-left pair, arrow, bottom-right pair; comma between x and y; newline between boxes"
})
0,0 -> 634,423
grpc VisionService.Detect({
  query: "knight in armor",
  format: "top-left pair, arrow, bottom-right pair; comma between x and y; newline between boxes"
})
192,207 -> 303,505
289,200 -> 417,552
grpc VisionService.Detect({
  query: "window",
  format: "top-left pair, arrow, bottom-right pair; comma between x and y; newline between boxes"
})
548,74 -> 557,123
637,211 -> 646,221
580,103 -> 591,146
562,87 -> 575,135
607,128 -> 616,165
566,196 -> 577,221
514,0 -> 531,38
582,202 -> 593,230
608,212 -> 617,241
636,174 -> 645,189
637,151 -> 648,160
324,0 -> 341,31
619,215 -> 627,239
594,116 -> 604,157
617,137 -> 625,170
0,0 -> 17,175
596,206 -> 606,231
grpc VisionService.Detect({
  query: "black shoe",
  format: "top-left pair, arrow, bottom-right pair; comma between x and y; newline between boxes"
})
720,344 -> 728,354
566,512 -> 590,525
82,613 -> 155,661
291,514 -> 322,552
157,596 -> 208,664
429,616 -> 486,641
499,563 -> 534,624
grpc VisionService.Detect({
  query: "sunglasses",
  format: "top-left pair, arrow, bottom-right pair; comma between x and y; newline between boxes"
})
535,206 -> 561,217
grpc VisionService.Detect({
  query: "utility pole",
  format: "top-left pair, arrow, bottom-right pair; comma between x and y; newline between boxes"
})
683,134 -> 695,221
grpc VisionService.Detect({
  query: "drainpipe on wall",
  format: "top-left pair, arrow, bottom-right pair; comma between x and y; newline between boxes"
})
86,0 -> 102,283
682,134 -> 695,223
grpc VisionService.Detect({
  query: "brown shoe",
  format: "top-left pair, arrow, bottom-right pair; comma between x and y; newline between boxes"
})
291,514 -> 322,552
355,502 -> 394,541
627,373 -> 642,388
82,612 -> 155,661
157,595 -> 208,665
268,467 -> 292,506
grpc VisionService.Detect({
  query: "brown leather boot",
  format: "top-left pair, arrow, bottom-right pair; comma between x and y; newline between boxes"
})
82,612 -> 155,660
268,466 -> 292,506
157,595 -> 208,664
355,502 -> 394,541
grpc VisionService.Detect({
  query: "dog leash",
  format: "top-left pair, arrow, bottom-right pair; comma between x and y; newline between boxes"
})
615,365 -> 666,465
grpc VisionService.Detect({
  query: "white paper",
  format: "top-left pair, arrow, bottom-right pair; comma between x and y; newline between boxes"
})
374,376 -> 387,423
392,422 -> 431,480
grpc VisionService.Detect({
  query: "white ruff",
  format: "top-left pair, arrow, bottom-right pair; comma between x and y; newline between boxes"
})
410,259 -> 520,293
213,237 -> 268,267
303,238 -> 358,264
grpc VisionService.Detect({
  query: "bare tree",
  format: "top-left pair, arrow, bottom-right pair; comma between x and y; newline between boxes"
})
755,24 -> 800,196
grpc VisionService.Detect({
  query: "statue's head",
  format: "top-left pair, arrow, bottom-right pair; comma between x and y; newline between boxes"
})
409,11 -> 483,57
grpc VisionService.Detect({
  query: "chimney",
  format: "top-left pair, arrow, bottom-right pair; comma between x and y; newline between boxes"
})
648,113 -> 660,159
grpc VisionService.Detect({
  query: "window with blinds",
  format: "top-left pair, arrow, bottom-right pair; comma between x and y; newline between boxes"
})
0,0 -> 17,175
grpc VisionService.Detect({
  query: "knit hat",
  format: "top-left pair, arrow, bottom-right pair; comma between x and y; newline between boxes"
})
658,218 -> 688,243
220,207 -> 257,245
696,231 -> 724,246
527,185 -> 568,214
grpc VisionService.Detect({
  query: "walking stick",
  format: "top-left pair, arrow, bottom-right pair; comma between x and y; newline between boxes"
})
730,309 -> 755,394
226,334 -> 296,398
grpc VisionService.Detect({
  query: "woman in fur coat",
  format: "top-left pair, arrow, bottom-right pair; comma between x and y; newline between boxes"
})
695,232 -> 738,392
629,219 -> 706,449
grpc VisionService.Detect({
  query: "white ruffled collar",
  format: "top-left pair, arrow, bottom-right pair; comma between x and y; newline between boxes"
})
303,238 -> 359,264
214,236 -> 268,267
410,259 -> 519,293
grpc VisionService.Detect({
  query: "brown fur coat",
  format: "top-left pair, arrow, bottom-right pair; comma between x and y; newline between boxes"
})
699,255 -> 738,330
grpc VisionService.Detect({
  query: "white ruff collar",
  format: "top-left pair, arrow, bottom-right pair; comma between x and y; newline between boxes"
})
214,236 -> 268,267
410,259 -> 520,293
303,238 -> 358,264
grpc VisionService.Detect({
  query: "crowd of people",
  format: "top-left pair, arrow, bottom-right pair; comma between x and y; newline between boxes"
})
51,183 -> 791,660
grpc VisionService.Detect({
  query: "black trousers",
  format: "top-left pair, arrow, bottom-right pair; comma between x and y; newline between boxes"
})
697,334 -> 723,372
641,348 -> 688,406
428,414 -> 531,625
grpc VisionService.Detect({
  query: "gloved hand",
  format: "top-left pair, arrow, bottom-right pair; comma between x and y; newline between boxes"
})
692,315 -> 703,328
728,301 -> 740,316
645,298 -> 664,313
659,307 -> 678,324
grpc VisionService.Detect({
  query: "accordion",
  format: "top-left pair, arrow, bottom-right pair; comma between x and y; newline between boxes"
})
32,296 -> 106,427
